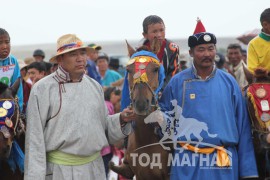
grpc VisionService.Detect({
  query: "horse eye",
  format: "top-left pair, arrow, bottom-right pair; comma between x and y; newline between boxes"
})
153,67 -> 159,72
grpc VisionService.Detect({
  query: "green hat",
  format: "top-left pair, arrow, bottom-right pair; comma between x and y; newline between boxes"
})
87,43 -> 102,50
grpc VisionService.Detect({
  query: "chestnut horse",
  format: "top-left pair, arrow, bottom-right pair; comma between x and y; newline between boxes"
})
243,66 -> 270,179
109,40 -> 170,180
0,79 -> 25,180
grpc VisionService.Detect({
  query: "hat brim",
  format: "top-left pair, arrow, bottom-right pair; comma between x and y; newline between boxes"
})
19,64 -> 28,70
92,45 -> 102,51
49,46 -> 93,63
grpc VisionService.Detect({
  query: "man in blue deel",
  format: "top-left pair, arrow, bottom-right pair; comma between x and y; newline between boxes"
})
159,18 -> 258,180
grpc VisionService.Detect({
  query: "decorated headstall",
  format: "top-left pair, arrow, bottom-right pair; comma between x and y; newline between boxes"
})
0,98 -> 19,138
127,52 -> 160,85
120,50 -> 165,111
247,84 -> 270,132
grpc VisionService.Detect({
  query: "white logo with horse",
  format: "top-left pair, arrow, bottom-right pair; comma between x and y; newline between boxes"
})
145,99 -> 218,152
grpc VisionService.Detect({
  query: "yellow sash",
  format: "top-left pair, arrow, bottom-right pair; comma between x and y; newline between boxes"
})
47,150 -> 100,166
179,143 -> 230,167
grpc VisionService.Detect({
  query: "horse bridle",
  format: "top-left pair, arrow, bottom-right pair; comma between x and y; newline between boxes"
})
129,78 -> 159,111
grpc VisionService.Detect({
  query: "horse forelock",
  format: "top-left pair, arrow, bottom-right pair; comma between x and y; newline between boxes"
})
136,46 -> 150,53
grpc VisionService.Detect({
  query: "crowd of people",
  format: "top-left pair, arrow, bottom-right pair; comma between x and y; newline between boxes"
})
0,7 -> 270,180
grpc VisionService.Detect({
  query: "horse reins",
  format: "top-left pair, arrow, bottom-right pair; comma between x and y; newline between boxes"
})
129,78 -> 159,111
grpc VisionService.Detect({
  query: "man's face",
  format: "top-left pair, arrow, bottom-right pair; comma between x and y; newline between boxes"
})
88,49 -> 99,61
27,68 -> 45,82
190,44 -> 216,69
0,34 -> 10,59
96,58 -> 108,72
143,23 -> 165,44
58,49 -> 87,77
227,48 -> 242,67
34,55 -> 44,62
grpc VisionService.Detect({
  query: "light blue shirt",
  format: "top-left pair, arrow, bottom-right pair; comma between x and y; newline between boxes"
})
101,69 -> 122,87
0,55 -> 23,111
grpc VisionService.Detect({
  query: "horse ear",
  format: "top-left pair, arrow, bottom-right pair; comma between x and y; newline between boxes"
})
126,40 -> 135,58
10,78 -> 21,97
242,63 -> 253,84
150,38 -> 161,55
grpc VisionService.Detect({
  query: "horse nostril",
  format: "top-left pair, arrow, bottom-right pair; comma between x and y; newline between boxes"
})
2,146 -> 9,156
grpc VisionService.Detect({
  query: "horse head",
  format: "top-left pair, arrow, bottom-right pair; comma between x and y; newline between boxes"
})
125,39 -> 162,116
0,79 -> 20,159
243,64 -> 270,84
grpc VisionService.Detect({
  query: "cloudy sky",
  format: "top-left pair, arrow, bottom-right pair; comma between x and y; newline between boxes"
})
1,0 -> 268,46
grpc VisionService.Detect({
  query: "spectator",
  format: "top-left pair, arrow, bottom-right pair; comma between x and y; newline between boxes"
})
33,49 -> 45,62
0,28 -> 23,111
97,52 -> 122,87
27,61 -> 46,85
86,43 -> 102,84
227,43 -> 248,89
18,60 -> 31,113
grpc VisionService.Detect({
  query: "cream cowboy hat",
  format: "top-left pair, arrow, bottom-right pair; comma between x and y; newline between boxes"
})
24,57 -> 35,65
49,34 -> 93,63
18,59 -> 28,70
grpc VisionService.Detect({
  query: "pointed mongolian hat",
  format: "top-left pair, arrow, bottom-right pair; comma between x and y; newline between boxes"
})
188,18 -> 217,48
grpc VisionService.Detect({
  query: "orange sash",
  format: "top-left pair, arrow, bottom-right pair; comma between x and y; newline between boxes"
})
179,143 -> 230,167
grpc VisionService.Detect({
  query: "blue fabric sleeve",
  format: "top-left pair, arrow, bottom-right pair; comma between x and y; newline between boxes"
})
87,60 -> 102,85
120,71 -> 130,111
235,85 -> 258,178
159,78 -> 174,112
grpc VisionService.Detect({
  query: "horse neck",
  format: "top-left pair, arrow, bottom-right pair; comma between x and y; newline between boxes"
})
133,115 -> 158,144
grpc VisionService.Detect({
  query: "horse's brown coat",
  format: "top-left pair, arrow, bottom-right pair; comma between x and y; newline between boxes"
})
109,40 -> 170,180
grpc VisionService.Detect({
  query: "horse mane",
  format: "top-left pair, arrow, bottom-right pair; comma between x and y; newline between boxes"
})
126,38 -> 161,57
254,67 -> 270,82
136,45 -> 150,52
0,82 -> 8,95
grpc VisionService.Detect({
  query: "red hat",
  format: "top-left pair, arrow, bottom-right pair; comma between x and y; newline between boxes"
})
193,17 -> 206,34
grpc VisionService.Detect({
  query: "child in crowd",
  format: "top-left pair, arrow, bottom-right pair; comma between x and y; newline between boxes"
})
0,28 -> 23,111
141,15 -> 179,89
103,87 -> 122,177
27,61 -> 46,85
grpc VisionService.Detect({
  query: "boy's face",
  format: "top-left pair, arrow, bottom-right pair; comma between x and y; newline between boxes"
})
27,68 -> 45,82
262,21 -> 270,34
143,23 -> 165,44
87,49 -> 99,62
0,34 -> 10,59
